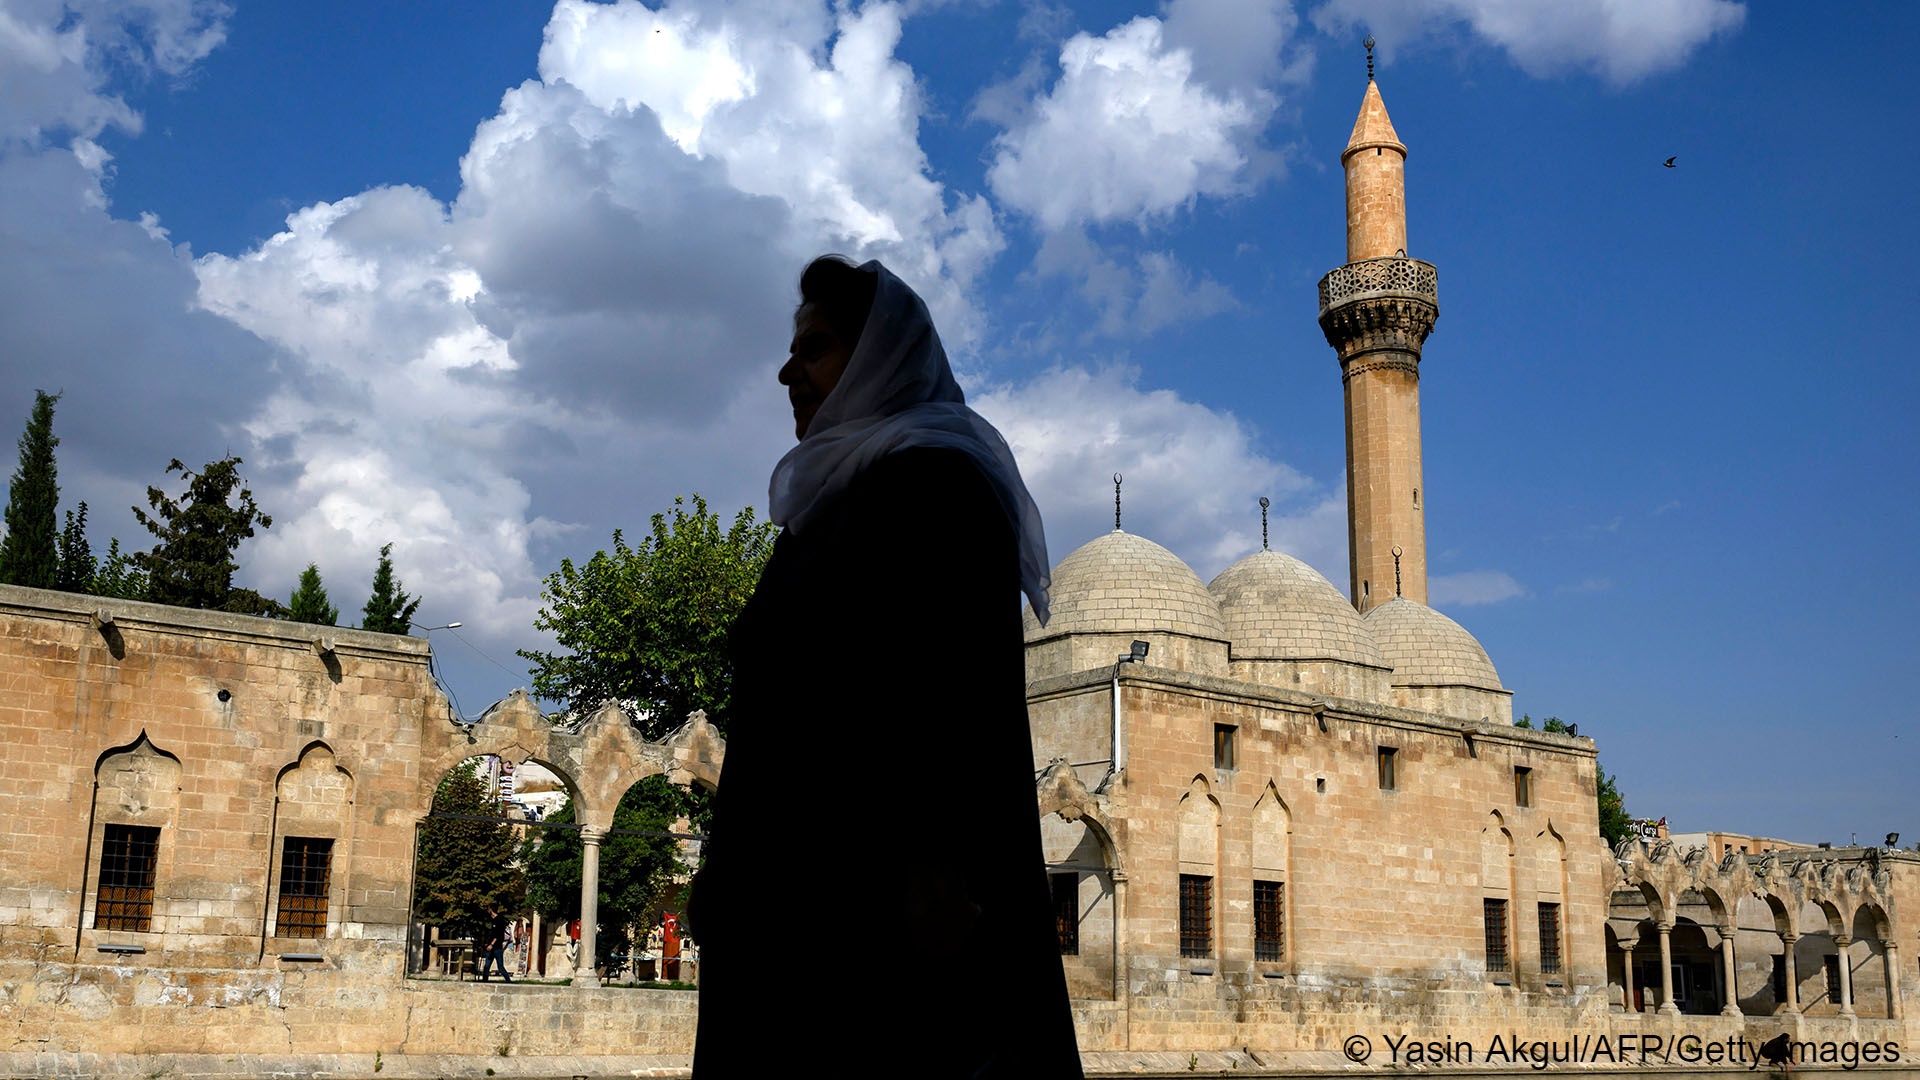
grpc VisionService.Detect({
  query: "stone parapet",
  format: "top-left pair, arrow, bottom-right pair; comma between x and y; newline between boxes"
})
1318,257 -> 1439,373
1317,255 -> 1437,317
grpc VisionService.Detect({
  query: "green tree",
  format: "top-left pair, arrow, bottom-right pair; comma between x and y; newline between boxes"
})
1596,765 -> 1633,848
0,390 -> 61,589
55,502 -> 93,593
1515,714 -> 1635,847
132,455 -> 276,613
415,761 -> 524,944
520,495 -> 777,737
92,537 -> 148,600
287,563 -> 339,625
521,801 -> 584,926
520,778 -> 691,961
361,542 -> 420,634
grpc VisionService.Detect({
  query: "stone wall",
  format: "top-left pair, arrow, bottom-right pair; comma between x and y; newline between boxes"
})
0,584 -> 717,1071
1,958 -> 697,1061
0,584 -> 439,971
1032,662 -> 1624,1053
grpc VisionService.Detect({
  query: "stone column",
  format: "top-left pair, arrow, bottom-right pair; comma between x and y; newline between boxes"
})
1620,944 -> 1637,1013
575,828 -> 604,983
1781,934 -> 1800,1014
1835,935 -> 1855,1017
1884,940 -> 1903,1020
1658,922 -> 1680,1015
529,911 -> 542,977
1720,924 -> 1741,1017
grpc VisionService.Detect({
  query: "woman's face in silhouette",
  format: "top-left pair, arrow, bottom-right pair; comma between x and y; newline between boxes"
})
780,303 -> 853,439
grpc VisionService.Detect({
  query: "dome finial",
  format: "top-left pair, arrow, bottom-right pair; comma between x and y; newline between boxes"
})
1364,34 -> 1376,81
1113,472 -> 1124,530
1392,545 -> 1403,598
1259,496 -> 1271,551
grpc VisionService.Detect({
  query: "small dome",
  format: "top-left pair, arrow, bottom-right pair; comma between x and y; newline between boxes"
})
1208,550 -> 1383,667
1026,530 -> 1226,641
1364,597 -> 1503,691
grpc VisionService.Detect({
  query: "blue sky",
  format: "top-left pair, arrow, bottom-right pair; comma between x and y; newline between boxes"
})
3,0 -> 1914,843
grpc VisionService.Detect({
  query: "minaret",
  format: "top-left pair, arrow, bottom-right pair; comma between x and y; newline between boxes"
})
1318,40 -> 1438,614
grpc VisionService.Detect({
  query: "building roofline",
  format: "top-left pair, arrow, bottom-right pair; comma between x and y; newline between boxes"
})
0,582 -> 433,662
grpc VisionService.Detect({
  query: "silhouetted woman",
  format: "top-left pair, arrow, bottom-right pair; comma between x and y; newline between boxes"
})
689,256 -> 1080,1078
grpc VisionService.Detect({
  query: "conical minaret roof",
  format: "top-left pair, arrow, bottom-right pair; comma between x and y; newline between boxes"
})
1342,79 -> 1405,162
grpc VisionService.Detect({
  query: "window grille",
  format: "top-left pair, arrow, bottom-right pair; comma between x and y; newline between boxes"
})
1825,955 -> 1843,1005
1514,766 -> 1533,807
1253,879 -> 1285,962
1179,875 -> 1213,958
96,824 -> 160,932
1050,873 -> 1079,956
1537,902 -> 1561,974
1483,898 -> 1509,973
1377,747 -> 1398,790
275,837 -> 333,938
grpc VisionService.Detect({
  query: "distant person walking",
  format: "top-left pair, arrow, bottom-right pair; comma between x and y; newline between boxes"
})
477,907 -> 511,983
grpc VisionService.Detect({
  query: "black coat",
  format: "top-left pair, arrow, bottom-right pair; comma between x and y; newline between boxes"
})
691,448 -> 1082,1078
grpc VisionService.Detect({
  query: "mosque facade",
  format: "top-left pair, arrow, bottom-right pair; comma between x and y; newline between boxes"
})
1018,66 -> 1918,1057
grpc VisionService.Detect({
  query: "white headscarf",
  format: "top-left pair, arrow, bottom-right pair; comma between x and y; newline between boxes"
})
768,260 -> 1051,624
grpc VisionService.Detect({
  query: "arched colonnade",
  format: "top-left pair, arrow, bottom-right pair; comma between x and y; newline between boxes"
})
1610,839 -> 1903,1021
418,690 -> 726,981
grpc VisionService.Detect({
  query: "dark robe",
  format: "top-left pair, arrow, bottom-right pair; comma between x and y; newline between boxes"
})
691,447 -> 1082,1078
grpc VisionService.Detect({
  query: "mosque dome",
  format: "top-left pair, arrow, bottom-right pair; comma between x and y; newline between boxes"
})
1363,597 -> 1504,690
1208,550 -> 1384,667
1025,530 -> 1226,641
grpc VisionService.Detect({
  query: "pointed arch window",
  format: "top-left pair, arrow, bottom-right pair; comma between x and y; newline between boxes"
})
275,837 -> 334,938
96,825 -> 160,932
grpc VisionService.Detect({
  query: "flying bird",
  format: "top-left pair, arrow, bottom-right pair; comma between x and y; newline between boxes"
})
1663,157 -> 1677,168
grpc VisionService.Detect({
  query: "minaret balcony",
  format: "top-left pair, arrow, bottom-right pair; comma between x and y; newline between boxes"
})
1316,255 -> 1438,319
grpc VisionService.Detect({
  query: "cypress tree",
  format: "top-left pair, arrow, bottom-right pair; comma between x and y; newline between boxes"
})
0,390 -> 61,589
55,502 -> 93,593
288,563 -> 339,625
361,542 -> 421,634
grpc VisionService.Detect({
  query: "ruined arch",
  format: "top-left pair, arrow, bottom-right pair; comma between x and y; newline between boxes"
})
1038,764 -> 1120,1001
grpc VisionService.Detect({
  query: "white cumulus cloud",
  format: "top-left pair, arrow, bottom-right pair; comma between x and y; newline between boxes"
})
0,0 -> 227,145
1429,569 -> 1526,607
973,364 -> 1341,581
1033,229 -> 1237,339
1314,0 -> 1744,85
987,0 -> 1302,231
184,0 -> 1007,651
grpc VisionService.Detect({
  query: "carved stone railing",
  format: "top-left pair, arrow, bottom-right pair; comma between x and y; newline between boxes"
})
1317,255 -> 1438,317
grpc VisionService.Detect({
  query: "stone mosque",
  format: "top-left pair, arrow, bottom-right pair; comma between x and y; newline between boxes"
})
0,62 -> 1912,1076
